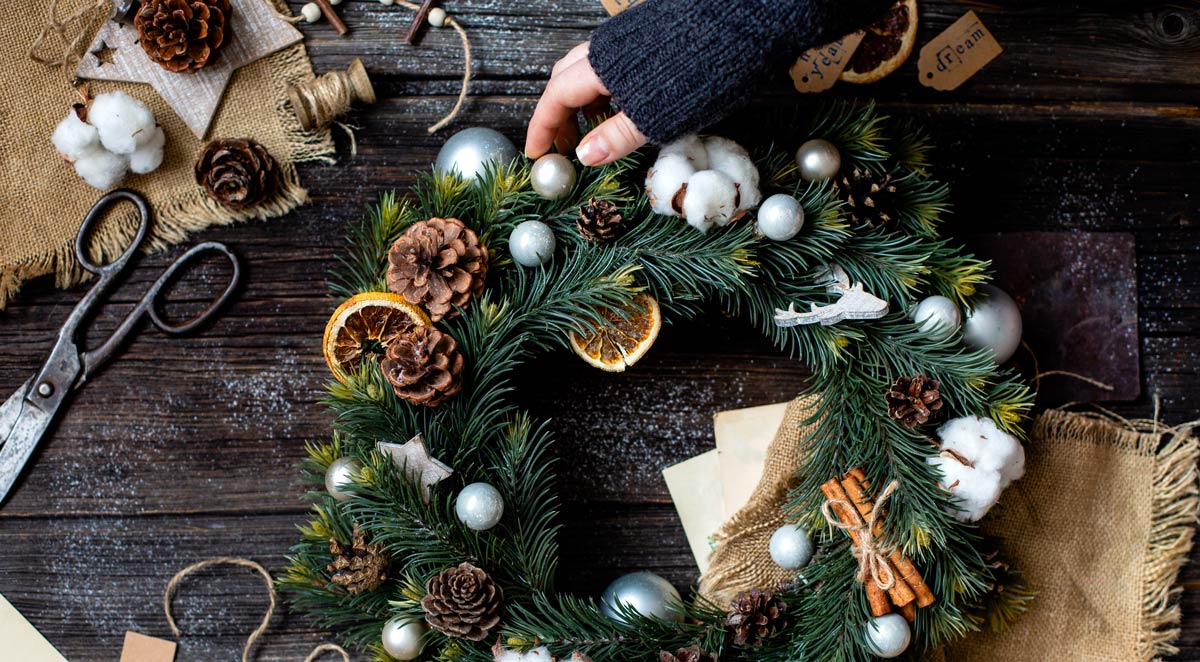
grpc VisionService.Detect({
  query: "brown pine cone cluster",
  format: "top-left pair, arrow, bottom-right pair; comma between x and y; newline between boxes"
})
327,524 -> 388,595
726,589 -> 789,647
195,138 -> 277,208
887,373 -> 944,429
381,325 -> 464,406
660,645 -> 719,662
135,0 -> 232,73
421,562 -> 503,641
836,167 -> 899,228
387,218 -> 488,322
577,198 -> 623,243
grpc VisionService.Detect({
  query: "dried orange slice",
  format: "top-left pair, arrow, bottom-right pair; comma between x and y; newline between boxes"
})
840,0 -> 918,84
568,294 -> 662,372
323,292 -> 430,383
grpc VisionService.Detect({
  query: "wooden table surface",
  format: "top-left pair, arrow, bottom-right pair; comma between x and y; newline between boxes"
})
2,1 -> 1198,659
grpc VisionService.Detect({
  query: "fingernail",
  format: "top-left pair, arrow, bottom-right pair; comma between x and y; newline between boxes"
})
576,135 -> 611,166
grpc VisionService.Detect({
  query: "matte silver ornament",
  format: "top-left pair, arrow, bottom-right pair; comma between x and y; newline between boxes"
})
912,295 -> 963,341
435,127 -> 519,182
324,456 -> 362,502
381,617 -> 426,660
599,571 -> 683,624
768,524 -> 813,570
963,284 -> 1022,363
755,193 -> 806,241
509,220 -> 556,267
795,138 -> 841,182
530,153 -> 577,201
455,482 -> 505,531
866,613 -> 911,658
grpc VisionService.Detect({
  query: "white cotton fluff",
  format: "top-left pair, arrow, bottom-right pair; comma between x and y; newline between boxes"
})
645,134 -> 761,230
645,153 -> 696,216
51,111 -> 100,161
129,126 -> 166,174
493,646 -> 554,662
74,148 -> 129,191
682,169 -> 738,232
927,415 -> 1026,522
90,91 -> 157,155
658,134 -> 709,169
704,135 -> 761,211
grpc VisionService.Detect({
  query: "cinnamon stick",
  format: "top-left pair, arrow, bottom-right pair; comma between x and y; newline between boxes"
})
820,479 -> 913,608
899,601 -> 916,623
839,474 -> 916,608
313,0 -> 349,36
404,0 -> 438,44
847,470 -> 937,607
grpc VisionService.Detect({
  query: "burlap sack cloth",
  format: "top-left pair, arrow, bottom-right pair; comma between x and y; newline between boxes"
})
701,399 -> 1199,661
0,0 -> 335,308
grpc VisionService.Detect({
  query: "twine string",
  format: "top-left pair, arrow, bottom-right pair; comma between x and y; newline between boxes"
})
820,480 -> 900,591
29,0 -> 111,68
392,0 -> 473,133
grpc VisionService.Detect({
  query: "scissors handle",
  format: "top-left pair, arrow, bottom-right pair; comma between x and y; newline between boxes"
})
76,189 -> 151,276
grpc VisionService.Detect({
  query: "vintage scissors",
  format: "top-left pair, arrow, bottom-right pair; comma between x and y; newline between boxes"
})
0,189 -> 241,505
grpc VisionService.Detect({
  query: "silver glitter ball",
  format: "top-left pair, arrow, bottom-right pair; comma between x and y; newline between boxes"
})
912,295 -> 963,341
599,571 -> 683,624
866,613 -> 911,658
768,524 -> 814,570
455,482 -> 505,531
795,138 -> 841,182
381,618 -> 426,660
963,284 -> 1023,363
755,193 -> 806,241
530,153 -> 577,201
324,457 -> 362,502
435,127 -> 519,182
509,220 -> 556,267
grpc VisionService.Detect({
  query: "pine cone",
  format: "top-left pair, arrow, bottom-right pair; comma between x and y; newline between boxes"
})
421,562 -> 503,641
195,138 -> 277,208
577,198 -> 623,243
135,0 -> 232,73
726,589 -> 788,647
327,524 -> 388,595
381,325 -> 464,406
660,645 -> 719,662
836,167 -> 899,228
887,373 -> 944,429
386,218 -> 488,322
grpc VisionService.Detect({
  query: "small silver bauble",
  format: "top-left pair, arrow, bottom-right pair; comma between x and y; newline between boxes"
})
912,295 -> 963,342
755,193 -> 806,241
795,138 -> 841,182
381,618 -> 426,660
963,284 -> 1023,364
455,482 -> 505,531
530,153 -> 577,201
324,457 -> 362,502
599,571 -> 683,624
435,127 -> 519,182
865,613 -> 911,658
768,524 -> 814,570
509,220 -> 556,267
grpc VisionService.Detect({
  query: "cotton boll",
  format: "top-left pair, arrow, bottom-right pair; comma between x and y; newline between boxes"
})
682,169 -> 738,232
129,126 -> 166,174
646,153 -> 695,216
74,148 -> 128,190
929,453 -> 1003,522
51,111 -> 100,161
705,136 -> 761,211
493,646 -> 554,662
659,134 -> 709,170
90,91 -> 156,155
937,415 -> 1025,488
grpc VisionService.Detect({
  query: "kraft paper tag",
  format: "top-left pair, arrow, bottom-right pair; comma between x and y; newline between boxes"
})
120,631 -> 177,662
918,11 -> 1003,91
789,31 -> 865,93
0,593 -> 68,662
600,0 -> 645,16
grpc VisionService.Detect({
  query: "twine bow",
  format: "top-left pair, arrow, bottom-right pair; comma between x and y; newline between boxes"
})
821,479 -> 900,591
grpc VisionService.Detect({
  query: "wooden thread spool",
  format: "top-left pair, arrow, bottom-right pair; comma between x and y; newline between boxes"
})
287,58 -> 376,132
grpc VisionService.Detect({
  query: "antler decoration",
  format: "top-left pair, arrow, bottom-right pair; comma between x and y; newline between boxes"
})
773,264 -> 889,327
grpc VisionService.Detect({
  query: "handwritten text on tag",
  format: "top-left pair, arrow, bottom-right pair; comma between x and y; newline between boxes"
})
918,11 -> 1002,91
790,32 -> 865,94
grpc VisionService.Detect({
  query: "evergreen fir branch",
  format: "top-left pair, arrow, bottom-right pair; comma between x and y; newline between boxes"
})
888,117 -> 935,175
807,100 -> 890,169
329,192 -> 418,298
893,175 -> 951,238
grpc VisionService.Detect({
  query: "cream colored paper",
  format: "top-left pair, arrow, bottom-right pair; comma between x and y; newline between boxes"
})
662,450 -> 725,573
0,593 -> 68,662
714,402 -> 790,515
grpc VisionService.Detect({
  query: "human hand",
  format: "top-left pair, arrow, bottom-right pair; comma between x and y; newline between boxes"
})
525,42 -> 647,167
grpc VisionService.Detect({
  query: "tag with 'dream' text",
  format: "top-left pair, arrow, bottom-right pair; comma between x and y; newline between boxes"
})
600,0 -> 645,16
790,31 -> 865,93
918,11 -> 1002,91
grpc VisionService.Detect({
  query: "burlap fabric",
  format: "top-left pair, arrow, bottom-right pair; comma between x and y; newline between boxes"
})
0,0 -> 334,308
701,402 -> 1198,661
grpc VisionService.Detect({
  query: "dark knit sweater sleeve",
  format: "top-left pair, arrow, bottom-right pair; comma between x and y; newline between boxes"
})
588,0 -> 891,144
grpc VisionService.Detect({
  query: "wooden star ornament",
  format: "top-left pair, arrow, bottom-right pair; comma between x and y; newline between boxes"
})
376,435 -> 454,503
75,1 -> 304,138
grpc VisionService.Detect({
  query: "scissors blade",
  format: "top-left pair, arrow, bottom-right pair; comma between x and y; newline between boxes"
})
0,378 -> 34,449
0,379 -> 54,505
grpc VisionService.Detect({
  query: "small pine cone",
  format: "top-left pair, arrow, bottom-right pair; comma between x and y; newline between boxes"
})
660,645 -> 719,662
836,167 -> 899,228
421,562 -> 503,641
326,524 -> 388,595
577,198 -> 623,242
386,218 -> 488,322
726,588 -> 788,647
381,325 -> 465,406
135,0 -> 232,73
195,138 -> 277,208
887,373 -> 944,429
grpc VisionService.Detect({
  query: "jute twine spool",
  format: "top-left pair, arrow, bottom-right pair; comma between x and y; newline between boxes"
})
287,58 -> 377,132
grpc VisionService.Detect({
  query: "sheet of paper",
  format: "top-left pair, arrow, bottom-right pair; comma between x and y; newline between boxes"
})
120,631 -> 177,662
714,402 -> 790,515
662,450 -> 725,573
0,592 -> 68,662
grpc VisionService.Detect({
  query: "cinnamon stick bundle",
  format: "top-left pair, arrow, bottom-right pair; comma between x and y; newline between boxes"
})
846,470 -> 936,608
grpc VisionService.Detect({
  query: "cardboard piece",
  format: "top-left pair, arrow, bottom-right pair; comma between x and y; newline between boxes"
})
599,0 -> 645,16
918,11 -> 1002,91
662,450 -> 725,573
713,402 -> 790,514
120,631 -> 177,662
789,32 -> 865,94
0,592 -> 68,662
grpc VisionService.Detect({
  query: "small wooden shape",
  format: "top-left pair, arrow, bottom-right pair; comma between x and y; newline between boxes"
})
918,11 -> 1003,91
120,632 -> 177,662
405,0 -> 438,44
600,0 -> 645,16
314,0 -> 349,36
790,31 -> 865,94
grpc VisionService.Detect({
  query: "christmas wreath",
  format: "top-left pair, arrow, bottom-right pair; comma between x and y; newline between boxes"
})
279,102 -> 1035,661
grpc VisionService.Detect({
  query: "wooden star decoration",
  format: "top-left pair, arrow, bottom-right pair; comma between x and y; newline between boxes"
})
376,434 -> 454,503
75,1 -> 304,138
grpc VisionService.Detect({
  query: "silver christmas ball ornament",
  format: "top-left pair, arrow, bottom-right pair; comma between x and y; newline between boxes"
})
381,618 -> 426,660
455,482 -> 505,531
435,127 -> 519,182
768,524 -> 814,570
963,284 -> 1023,363
599,571 -> 683,624
324,457 -> 362,502
530,153 -> 577,201
912,295 -> 963,341
866,613 -> 911,658
795,138 -> 841,182
755,193 -> 806,241
509,220 -> 556,267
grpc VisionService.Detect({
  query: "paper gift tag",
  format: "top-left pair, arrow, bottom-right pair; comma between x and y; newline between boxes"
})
0,593 -> 68,662
662,450 -> 725,573
600,0 -> 645,16
713,402 -> 790,513
918,11 -> 1003,91
120,631 -> 177,662
789,32 -> 865,93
